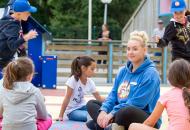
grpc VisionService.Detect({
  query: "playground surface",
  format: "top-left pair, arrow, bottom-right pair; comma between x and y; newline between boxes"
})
42,84 -> 169,130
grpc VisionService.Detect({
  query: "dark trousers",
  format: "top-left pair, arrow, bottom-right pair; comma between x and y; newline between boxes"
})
87,100 -> 159,130
97,51 -> 107,65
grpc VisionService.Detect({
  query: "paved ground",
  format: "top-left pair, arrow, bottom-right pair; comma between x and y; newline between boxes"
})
41,84 -> 170,130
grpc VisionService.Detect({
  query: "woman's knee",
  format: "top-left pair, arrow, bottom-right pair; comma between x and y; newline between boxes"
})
86,100 -> 96,111
114,106 -> 148,127
87,99 -> 96,107
86,99 -> 102,112
115,106 -> 136,120
117,106 -> 148,119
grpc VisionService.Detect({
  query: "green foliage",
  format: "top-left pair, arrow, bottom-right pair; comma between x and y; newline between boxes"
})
0,0 -> 141,40
109,0 -> 142,27
0,0 -> 7,7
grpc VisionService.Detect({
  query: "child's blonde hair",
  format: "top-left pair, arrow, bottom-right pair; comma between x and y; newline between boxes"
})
129,31 -> 149,47
3,57 -> 34,89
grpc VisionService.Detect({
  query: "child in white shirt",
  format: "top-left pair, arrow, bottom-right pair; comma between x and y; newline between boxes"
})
57,56 -> 104,122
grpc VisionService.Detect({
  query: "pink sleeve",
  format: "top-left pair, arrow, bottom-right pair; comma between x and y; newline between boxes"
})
158,92 -> 169,107
37,116 -> 52,130
0,117 -> 2,130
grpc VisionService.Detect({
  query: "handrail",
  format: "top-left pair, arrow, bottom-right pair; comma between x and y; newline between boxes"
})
52,38 -> 127,44
52,38 -> 156,45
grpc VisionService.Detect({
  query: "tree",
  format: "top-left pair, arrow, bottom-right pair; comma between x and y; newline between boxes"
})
109,0 -> 141,27
0,0 -> 7,7
47,0 -> 141,39
0,0 -> 141,40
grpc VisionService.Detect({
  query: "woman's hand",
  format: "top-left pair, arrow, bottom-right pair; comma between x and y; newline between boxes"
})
101,113 -> 113,128
97,111 -> 107,128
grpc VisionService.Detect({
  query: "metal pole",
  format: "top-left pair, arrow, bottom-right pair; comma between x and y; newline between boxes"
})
107,42 -> 113,83
104,3 -> 108,24
163,47 -> 168,84
88,0 -> 92,44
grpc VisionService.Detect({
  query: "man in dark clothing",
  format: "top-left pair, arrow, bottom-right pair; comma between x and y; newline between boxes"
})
0,0 -> 38,79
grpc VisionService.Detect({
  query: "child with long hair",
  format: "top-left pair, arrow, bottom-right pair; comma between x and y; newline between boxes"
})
57,56 -> 104,122
129,59 -> 190,130
0,57 -> 52,130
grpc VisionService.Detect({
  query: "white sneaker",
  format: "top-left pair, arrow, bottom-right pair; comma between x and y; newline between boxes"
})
111,123 -> 125,130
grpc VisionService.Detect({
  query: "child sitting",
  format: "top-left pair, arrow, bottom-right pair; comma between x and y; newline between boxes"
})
0,57 -> 52,130
129,59 -> 190,130
57,56 -> 104,122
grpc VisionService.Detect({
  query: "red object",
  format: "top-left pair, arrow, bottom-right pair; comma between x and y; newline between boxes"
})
46,58 -> 54,60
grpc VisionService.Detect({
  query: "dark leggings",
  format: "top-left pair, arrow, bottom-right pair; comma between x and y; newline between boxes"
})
97,51 -> 107,65
87,100 -> 159,130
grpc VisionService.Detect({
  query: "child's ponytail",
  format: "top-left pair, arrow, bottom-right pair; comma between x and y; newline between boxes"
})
70,56 -> 95,81
182,87 -> 190,119
3,61 -> 17,89
3,57 -> 34,89
71,57 -> 81,81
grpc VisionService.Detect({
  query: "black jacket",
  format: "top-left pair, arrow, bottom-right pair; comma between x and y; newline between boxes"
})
0,15 -> 25,66
157,16 -> 190,62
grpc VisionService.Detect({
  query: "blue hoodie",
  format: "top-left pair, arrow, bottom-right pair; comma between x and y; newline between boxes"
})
100,56 -> 161,127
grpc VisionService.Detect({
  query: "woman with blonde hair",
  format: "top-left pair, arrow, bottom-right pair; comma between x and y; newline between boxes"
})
86,31 -> 161,130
